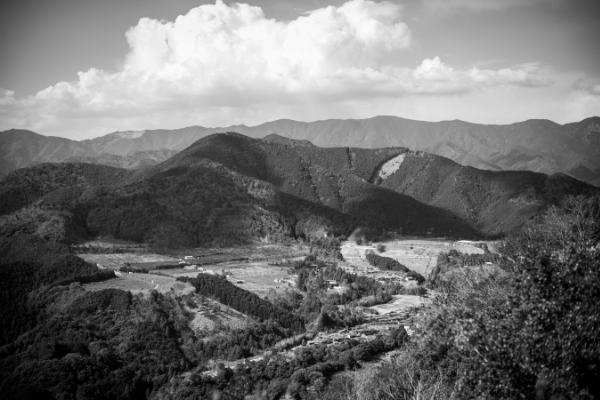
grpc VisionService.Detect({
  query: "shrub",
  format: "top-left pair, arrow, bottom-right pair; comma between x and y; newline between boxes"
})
347,195 -> 600,400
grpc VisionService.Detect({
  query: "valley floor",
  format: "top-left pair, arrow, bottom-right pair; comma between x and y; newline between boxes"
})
72,237 -> 495,398
340,238 -> 486,277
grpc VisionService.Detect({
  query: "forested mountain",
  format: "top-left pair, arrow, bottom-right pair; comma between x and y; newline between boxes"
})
153,132 -> 594,236
0,132 -> 594,246
2,116 -> 599,186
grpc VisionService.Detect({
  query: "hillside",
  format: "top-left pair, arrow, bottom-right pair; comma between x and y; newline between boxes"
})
157,132 -> 594,236
243,116 -> 600,187
0,129 -> 90,174
0,160 -> 359,249
0,132 -> 594,247
2,116 -> 599,186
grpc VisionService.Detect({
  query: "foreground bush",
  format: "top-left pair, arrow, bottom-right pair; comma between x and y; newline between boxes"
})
340,195 -> 600,400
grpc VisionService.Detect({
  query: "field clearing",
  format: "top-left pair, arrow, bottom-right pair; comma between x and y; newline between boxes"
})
186,295 -> 250,331
341,239 -> 485,277
83,272 -> 194,295
369,294 -> 429,316
169,243 -> 309,265
77,252 -> 179,269
158,261 -> 295,297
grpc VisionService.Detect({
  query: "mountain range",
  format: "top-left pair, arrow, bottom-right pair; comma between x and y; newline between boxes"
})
1,132 -> 594,250
2,115 -> 599,186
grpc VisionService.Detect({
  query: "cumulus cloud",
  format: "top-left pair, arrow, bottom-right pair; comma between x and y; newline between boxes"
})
0,0 -> 556,137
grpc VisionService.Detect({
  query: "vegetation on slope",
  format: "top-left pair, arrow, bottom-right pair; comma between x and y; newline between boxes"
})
1,192 -> 598,399
2,132 -> 594,247
0,163 -> 129,216
179,273 -> 305,333
378,151 -> 595,235
333,195 -> 600,400
365,252 -> 426,284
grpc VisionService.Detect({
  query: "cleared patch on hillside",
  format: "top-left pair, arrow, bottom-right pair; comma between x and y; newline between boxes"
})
185,295 -> 250,331
378,153 -> 406,180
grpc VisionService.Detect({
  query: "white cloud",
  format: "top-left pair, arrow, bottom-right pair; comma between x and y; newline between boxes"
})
574,78 -> 600,96
0,0 -> 561,138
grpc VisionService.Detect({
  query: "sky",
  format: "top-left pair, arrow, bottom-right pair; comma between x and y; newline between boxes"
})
0,0 -> 599,139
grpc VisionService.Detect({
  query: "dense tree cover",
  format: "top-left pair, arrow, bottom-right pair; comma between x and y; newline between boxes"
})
428,249 -> 501,285
0,160 -> 359,248
1,277 -> 305,400
155,327 -> 409,400
0,233 -> 114,345
193,321 -> 294,362
180,273 -> 305,333
365,252 -> 426,283
294,259 -> 387,298
0,288 -> 195,400
333,195 -> 600,400
290,259 -> 403,325
0,163 -> 129,216
308,236 -> 343,259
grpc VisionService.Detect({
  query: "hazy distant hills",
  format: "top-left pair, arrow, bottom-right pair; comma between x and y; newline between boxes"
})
1,132 -> 594,248
0,129 -> 178,173
0,129 -> 89,173
2,116 -> 599,186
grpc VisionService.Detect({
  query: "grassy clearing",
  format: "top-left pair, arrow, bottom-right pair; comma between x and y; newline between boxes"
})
83,272 -> 194,295
341,239 -> 486,278
77,252 -> 179,269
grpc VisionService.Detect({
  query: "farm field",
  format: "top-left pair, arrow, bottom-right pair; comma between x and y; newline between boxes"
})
341,239 -> 485,277
77,252 -> 179,269
185,295 -> 251,331
76,240 -> 308,297
157,261 -> 296,297
83,272 -> 194,295
169,243 -> 309,265
369,294 -> 429,316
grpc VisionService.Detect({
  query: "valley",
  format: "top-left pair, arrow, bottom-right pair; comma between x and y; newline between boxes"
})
70,236 -> 482,391
2,0 -> 598,396
0,131 -> 597,400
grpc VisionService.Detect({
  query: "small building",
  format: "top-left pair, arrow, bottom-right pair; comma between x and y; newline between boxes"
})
325,279 -> 338,289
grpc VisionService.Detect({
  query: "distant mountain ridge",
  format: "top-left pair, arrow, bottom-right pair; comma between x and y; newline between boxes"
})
1,132 -> 594,246
2,115 -> 599,186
